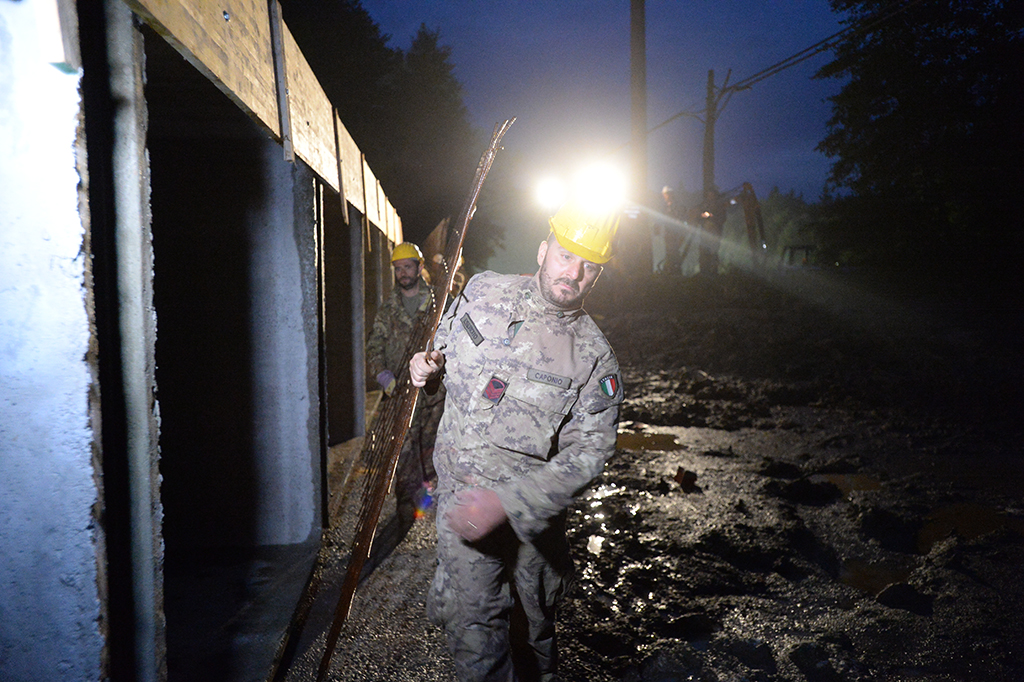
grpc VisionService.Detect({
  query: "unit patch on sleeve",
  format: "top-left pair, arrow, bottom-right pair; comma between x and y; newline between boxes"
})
527,367 -> 571,389
460,313 -> 484,346
598,373 -> 620,398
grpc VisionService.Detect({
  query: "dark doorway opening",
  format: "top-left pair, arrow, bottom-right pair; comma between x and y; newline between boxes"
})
144,28 -> 319,682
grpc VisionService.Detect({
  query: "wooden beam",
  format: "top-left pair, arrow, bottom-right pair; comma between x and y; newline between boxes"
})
126,0 -> 400,236
282,23 -> 337,191
127,0 -> 279,138
267,0 -> 293,161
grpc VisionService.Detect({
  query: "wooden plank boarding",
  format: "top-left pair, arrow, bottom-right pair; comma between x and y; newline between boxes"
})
127,0 -> 400,238
283,24 -> 339,192
128,0 -> 280,138
362,159 -> 381,229
386,202 -> 401,245
335,114 -> 365,217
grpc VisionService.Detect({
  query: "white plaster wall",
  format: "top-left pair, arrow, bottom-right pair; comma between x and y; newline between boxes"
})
249,142 -> 317,545
0,4 -> 103,682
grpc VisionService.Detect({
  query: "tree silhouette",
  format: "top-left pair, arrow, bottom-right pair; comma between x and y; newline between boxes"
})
281,1 -> 500,259
388,26 -> 484,244
281,0 -> 400,172
815,0 -> 1023,281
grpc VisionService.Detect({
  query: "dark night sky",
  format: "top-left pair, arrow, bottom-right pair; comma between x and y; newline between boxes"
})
360,1 -> 846,269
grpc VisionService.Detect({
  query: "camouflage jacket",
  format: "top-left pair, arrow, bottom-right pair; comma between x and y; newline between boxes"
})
366,278 -> 434,381
432,271 -> 622,541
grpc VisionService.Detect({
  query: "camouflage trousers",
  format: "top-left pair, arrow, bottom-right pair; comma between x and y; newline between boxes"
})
427,491 -> 573,682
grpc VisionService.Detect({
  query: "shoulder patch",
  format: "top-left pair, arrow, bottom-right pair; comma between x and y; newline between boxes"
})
460,313 -> 484,346
598,373 -> 620,398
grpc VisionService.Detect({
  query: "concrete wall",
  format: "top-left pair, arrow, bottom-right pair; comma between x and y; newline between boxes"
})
0,1 -> 376,677
151,130 -> 320,550
250,147 -> 320,545
0,4 -> 104,681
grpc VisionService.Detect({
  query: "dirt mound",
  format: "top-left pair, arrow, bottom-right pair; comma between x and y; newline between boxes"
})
557,269 -> 1024,680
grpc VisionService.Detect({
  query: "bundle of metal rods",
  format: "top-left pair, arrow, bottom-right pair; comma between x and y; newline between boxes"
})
314,118 -> 515,682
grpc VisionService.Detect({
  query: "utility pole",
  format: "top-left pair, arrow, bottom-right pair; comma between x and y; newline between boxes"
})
628,0 -> 652,275
630,0 -> 647,204
702,69 -> 716,194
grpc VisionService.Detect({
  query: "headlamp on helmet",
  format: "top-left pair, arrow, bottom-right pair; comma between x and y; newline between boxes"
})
548,201 -> 621,265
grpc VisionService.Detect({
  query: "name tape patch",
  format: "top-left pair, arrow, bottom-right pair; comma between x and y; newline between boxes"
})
527,368 -> 571,389
461,313 -> 484,346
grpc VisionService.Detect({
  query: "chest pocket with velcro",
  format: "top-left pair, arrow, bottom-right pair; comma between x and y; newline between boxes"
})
483,378 -> 579,460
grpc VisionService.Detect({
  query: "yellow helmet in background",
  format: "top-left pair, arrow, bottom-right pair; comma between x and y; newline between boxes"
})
391,242 -> 423,263
548,201 -> 620,264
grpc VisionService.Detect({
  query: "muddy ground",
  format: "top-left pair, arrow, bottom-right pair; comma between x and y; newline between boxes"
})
289,268 -> 1024,682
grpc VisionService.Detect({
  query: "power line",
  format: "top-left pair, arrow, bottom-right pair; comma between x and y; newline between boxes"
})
726,0 -> 929,93
648,0 -> 930,134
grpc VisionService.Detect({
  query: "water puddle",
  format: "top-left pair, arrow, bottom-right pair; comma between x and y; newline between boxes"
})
917,502 -> 1024,554
839,558 -> 913,594
617,431 -> 685,451
843,502 -> 1024,593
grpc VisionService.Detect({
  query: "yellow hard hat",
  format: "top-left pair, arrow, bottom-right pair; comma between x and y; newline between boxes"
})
548,201 -> 620,264
391,242 -> 423,263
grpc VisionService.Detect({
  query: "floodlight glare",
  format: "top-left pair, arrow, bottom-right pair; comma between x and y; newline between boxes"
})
536,177 -> 567,211
571,163 -> 627,213
536,162 -> 628,216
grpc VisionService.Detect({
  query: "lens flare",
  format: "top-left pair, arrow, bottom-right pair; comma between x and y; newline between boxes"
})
536,176 -> 567,211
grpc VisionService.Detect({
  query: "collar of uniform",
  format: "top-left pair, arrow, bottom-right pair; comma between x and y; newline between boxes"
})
393,277 -> 434,311
522,273 -> 586,321
417,280 -> 435,312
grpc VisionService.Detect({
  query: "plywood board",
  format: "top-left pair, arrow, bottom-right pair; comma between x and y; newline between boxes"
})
129,0 -> 399,238
362,160 -> 380,227
282,25 -> 337,191
129,0 -> 279,138
388,204 -> 403,245
336,115 -> 364,215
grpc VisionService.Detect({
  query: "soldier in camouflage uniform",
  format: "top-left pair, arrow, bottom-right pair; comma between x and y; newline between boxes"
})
411,201 -> 624,682
367,242 -> 445,519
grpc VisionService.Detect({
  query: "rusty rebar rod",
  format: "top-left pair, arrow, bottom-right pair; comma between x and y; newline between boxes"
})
314,118 -> 515,682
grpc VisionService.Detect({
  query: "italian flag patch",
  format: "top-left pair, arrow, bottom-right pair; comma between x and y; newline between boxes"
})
599,373 -> 619,397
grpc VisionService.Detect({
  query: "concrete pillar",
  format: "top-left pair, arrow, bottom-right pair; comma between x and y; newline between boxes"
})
250,150 -> 320,545
0,3 -> 104,681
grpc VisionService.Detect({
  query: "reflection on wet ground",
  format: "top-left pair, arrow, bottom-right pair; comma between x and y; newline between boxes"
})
557,415 -> 1024,681
918,501 -> 1024,553
616,430 -> 686,451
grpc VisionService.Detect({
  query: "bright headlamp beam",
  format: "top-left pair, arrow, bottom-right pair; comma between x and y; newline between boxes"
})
535,177 -> 567,212
536,162 -> 628,214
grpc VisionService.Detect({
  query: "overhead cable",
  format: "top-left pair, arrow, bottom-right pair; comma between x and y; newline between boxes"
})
649,0 -> 931,135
